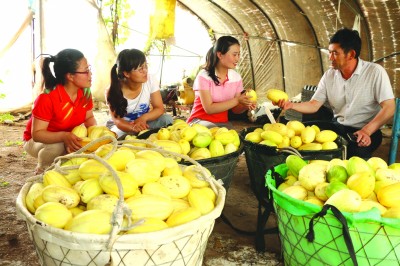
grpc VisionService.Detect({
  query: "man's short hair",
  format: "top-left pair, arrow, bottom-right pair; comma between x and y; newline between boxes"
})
330,28 -> 361,58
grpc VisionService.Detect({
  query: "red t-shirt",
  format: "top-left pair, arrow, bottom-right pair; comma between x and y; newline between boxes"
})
23,85 -> 93,141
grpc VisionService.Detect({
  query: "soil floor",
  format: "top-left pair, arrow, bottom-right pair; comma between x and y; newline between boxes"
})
0,106 -> 398,266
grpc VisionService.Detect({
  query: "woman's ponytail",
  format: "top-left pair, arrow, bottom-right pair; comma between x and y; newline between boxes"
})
41,56 -> 57,90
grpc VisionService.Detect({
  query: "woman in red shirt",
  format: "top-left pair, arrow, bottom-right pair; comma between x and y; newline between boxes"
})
23,49 -> 97,174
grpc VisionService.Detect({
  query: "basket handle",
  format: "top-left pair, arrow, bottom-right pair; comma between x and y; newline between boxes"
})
306,204 -> 358,266
77,135 -> 119,159
52,151 -> 131,249
341,144 -> 347,160
278,146 -> 303,157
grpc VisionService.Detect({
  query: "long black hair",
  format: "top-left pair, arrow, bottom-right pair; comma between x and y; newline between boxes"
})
41,49 -> 84,90
106,49 -> 147,118
205,36 -> 240,85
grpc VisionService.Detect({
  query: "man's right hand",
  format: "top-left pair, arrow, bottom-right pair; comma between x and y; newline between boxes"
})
275,99 -> 293,110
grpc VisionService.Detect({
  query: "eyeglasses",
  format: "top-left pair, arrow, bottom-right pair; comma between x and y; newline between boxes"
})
73,65 -> 92,75
131,63 -> 148,74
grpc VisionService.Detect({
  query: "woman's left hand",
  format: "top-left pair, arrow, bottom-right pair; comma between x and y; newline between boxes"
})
64,132 -> 82,153
131,117 -> 149,133
247,102 -> 257,110
238,93 -> 257,110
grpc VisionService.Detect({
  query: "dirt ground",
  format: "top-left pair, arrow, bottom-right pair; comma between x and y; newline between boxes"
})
0,107 -> 397,266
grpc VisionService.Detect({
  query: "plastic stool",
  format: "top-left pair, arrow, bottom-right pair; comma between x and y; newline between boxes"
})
389,98 -> 400,164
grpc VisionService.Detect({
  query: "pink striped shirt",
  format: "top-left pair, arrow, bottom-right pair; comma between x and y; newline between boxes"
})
187,69 -> 243,123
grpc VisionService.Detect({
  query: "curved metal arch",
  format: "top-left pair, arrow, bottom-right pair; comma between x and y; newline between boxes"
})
249,0 -> 287,91
346,0 -> 372,61
177,1 -> 215,43
374,52 -> 400,64
289,0 -> 324,76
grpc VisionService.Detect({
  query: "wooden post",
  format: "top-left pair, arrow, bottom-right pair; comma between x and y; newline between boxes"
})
389,98 -> 400,164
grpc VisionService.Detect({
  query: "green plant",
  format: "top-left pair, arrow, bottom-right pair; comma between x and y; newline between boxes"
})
144,39 -> 171,56
0,113 -> 14,123
0,177 -> 9,187
0,79 -> 5,99
100,0 -> 135,48
5,140 -> 23,147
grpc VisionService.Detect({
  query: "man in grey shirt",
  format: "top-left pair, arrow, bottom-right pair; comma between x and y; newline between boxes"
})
277,28 -> 395,159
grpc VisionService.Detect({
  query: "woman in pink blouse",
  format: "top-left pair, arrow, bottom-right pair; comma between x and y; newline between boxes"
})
187,36 -> 256,128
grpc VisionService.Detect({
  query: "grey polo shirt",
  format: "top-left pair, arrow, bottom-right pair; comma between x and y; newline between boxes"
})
312,59 -> 394,128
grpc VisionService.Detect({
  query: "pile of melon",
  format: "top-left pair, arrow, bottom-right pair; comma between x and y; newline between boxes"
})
25,144 -> 220,234
277,155 -> 400,217
127,119 -> 241,161
72,125 -> 117,152
244,120 -> 339,151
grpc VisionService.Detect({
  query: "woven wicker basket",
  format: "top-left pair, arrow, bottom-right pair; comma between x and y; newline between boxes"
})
16,138 -> 226,266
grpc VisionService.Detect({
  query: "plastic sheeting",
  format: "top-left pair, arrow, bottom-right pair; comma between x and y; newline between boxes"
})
33,0 -> 116,101
0,0 -> 116,113
179,0 -> 400,103
0,1 -> 34,112
1,0 -> 399,111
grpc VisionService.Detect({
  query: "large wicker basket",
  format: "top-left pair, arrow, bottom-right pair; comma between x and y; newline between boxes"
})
16,138 -> 226,266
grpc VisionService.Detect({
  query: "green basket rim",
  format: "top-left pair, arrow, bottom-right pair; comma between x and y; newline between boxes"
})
265,163 -> 400,229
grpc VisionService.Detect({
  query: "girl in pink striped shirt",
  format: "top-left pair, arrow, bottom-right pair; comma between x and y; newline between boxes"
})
187,36 -> 256,128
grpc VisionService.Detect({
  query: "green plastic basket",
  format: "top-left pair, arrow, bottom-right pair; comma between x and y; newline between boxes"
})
266,164 -> 400,266
239,124 -> 348,252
